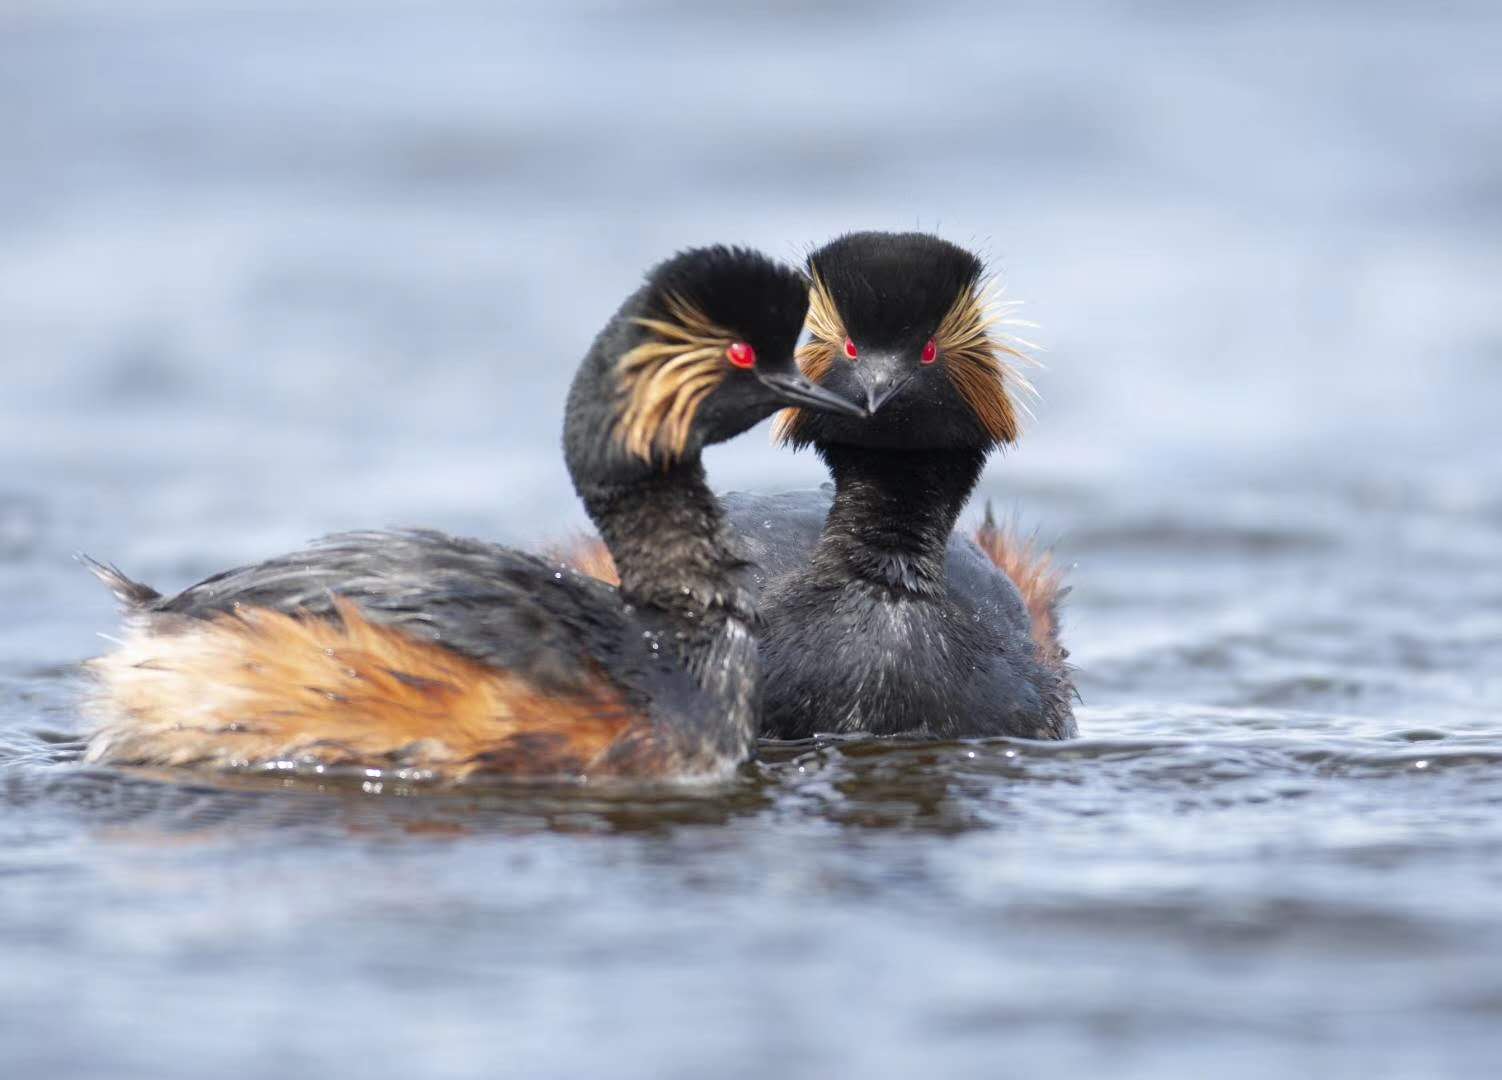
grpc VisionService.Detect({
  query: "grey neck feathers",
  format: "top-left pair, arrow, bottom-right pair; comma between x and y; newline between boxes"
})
811,444 -> 989,598
574,458 -> 760,741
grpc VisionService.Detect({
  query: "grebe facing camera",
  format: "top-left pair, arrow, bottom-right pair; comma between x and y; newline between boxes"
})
746,231 -> 1075,740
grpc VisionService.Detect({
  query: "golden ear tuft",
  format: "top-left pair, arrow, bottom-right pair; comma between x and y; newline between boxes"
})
615,294 -> 734,463
936,279 -> 1035,445
771,271 -> 844,446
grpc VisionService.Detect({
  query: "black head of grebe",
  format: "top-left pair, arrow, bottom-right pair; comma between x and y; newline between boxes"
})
566,244 -> 863,482
773,230 -> 1024,454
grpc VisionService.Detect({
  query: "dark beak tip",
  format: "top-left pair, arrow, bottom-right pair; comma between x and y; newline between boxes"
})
768,373 -> 866,419
863,366 -> 918,416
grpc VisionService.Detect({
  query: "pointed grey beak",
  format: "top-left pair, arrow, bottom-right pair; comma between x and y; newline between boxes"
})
759,372 -> 868,418
854,351 -> 918,415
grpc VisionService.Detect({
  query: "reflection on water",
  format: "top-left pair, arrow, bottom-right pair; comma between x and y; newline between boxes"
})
3,1 -> 1502,1077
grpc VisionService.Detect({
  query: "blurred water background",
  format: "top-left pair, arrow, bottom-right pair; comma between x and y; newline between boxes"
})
3,1 -> 1501,1076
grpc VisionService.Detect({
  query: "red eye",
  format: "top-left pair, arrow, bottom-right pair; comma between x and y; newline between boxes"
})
921,338 -> 937,365
726,341 -> 756,369
844,337 -> 858,360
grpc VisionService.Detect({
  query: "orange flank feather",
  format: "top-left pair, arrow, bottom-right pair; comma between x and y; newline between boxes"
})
84,597 -> 654,780
972,508 -> 1068,669
545,536 -> 620,587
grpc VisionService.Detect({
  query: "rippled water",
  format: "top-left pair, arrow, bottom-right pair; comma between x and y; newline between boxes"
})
4,2 -> 1501,1076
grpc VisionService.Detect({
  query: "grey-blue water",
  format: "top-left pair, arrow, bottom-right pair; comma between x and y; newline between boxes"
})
3,2 -> 1501,1076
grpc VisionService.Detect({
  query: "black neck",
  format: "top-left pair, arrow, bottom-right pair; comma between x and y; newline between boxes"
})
573,458 -> 759,743
809,444 -> 988,597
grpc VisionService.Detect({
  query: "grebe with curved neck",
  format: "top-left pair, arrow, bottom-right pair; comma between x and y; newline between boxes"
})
81,245 -> 865,782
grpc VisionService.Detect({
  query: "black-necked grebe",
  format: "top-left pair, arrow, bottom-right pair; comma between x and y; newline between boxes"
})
81,245 -> 865,782
565,233 -> 1075,739
744,231 -> 1075,739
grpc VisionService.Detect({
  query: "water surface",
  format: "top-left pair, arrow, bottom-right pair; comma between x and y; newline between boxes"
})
3,2 -> 1501,1076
